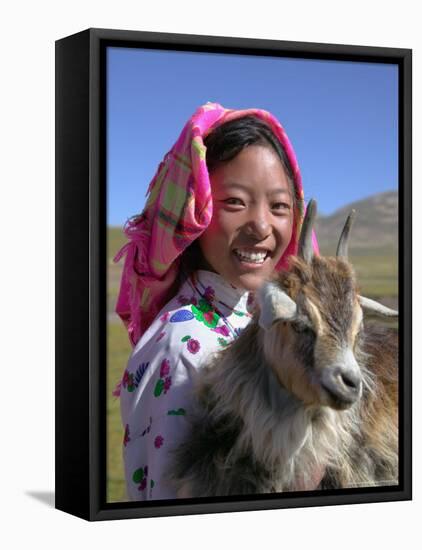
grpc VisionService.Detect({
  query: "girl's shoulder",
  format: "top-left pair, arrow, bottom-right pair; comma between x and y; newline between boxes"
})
119,273 -> 252,409
132,276 -> 239,359
121,285 -> 221,405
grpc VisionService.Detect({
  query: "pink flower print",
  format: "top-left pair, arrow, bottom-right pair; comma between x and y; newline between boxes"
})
154,364 -> 172,397
203,310 -> 215,324
191,296 -> 198,306
187,338 -> 201,354
212,325 -> 230,337
160,358 -> 170,377
154,435 -> 164,448
123,424 -> 130,447
163,376 -> 172,394
160,311 -> 170,323
155,331 -> 165,343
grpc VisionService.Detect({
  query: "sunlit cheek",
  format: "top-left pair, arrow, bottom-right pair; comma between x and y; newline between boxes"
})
198,218 -> 225,253
201,219 -> 219,238
205,210 -> 234,241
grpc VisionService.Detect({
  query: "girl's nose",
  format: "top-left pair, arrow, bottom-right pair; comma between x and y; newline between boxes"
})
245,212 -> 272,240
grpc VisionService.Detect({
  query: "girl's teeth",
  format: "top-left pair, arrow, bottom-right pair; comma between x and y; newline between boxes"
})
234,250 -> 267,263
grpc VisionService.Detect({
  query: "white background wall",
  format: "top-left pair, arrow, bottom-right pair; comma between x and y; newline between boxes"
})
1,1 -> 419,548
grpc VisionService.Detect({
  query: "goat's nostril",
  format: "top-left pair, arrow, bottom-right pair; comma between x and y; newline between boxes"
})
340,372 -> 360,391
321,367 -> 362,408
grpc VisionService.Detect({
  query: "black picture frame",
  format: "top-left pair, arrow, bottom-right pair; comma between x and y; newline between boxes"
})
55,27 -> 412,521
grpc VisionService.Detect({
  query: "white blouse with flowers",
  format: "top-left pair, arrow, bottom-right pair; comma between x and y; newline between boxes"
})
119,269 -> 255,501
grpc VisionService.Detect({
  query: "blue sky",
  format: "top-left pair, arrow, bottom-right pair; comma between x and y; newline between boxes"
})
107,47 -> 398,226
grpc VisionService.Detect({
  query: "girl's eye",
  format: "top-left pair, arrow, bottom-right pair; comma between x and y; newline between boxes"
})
272,202 -> 291,211
224,198 -> 245,206
221,199 -> 291,211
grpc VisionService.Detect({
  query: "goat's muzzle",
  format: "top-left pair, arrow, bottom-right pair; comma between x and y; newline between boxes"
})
320,350 -> 362,410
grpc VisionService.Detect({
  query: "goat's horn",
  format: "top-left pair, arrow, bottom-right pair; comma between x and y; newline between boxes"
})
359,296 -> 398,320
336,209 -> 356,259
298,199 -> 317,264
258,282 -> 297,330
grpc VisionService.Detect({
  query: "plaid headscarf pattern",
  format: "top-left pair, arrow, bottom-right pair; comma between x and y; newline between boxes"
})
114,102 -> 317,346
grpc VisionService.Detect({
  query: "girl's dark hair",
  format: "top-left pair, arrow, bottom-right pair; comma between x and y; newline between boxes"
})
204,115 -> 295,185
178,115 -> 298,281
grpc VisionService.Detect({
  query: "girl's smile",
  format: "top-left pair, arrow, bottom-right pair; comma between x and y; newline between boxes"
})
198,145 -> 294,291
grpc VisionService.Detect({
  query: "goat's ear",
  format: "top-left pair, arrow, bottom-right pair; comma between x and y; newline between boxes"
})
359,296 -> 398,322
257,282 -> 297,330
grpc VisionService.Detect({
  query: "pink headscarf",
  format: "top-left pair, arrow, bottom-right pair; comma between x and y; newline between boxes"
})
114,102 -> 318,347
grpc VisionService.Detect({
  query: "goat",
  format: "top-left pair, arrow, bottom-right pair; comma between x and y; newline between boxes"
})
169,199 -> 399,497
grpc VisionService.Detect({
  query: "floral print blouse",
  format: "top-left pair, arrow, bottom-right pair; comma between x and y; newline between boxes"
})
119,270 -> 255,501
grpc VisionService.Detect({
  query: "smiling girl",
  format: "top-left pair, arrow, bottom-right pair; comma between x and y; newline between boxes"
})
114,102 -> 317,500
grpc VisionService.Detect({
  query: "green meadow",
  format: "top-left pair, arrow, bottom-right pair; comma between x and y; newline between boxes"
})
106,227 -> 398,503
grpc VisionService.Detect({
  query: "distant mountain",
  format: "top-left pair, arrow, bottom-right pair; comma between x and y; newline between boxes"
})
314,191 -> 398,256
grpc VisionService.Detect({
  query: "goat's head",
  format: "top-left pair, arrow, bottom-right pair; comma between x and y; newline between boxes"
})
257,199 -> 398,411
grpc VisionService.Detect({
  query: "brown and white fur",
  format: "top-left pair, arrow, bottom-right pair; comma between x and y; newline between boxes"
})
169,200 -> 398,497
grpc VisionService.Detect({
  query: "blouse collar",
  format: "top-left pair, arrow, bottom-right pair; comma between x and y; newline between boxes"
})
191,270 -> 254,315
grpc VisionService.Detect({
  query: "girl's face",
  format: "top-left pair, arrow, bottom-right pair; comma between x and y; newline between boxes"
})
198,145 -> 294,291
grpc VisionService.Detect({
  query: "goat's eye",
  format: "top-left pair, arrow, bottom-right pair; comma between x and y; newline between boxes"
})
291,320 -> 313,335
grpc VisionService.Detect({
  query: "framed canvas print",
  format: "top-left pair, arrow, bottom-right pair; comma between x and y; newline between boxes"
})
55,28 -> 412,521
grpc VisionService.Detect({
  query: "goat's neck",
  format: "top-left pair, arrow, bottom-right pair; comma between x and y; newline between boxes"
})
201,321 -> 357,487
